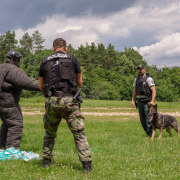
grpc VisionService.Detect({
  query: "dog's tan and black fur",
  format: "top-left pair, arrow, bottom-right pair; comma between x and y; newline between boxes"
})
148,104 -> 180,139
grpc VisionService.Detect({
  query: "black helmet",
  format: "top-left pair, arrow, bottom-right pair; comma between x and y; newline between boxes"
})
7,51 -> 22,62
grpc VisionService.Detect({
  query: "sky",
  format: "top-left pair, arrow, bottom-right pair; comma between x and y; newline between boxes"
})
1,0 -> 180,68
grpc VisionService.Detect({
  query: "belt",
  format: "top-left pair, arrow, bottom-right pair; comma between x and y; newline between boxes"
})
52,91 -> 73,97
136,98 -> 148,102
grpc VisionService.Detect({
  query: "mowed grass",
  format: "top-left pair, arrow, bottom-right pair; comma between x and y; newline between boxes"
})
0,99 -> 180,179
20,96 -> 180,110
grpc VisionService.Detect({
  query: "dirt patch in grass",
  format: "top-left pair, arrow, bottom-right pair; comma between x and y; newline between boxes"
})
82,112 -> 138,116
81,107 -> 133,110
22,111 -> 44,115
83,112 -> 180,116
22,110 -> 180,117
21,107 -> 44,110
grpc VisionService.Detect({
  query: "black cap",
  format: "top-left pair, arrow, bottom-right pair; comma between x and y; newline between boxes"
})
137,64 -> 146,69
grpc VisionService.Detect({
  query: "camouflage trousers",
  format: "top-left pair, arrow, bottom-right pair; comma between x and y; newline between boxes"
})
43,96 -> 92,164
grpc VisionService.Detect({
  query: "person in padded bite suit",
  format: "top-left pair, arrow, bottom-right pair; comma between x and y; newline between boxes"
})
0,51 -> 39,150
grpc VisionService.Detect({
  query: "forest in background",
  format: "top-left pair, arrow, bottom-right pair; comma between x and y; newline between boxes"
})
0,30 -> 180,102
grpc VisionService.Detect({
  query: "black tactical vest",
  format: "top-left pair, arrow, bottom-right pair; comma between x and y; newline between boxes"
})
136,73 -> 152,101
42,52 -> 77,97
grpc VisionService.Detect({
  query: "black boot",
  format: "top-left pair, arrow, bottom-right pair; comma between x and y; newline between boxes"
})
83,162 -> 92,172
43,158 -> 51,168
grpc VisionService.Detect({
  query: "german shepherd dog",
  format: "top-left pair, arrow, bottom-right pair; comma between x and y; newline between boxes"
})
148,104 -> 180,139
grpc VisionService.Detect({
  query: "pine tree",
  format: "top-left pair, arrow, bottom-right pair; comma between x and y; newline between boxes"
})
32,30 -> 45,53
0,30 -> 18,63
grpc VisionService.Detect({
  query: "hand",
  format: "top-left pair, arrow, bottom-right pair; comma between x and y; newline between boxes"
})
149,101 -> 154,106
131,101 -> 134,108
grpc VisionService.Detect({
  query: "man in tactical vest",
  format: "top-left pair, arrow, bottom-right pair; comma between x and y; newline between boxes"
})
39,38 -> 92,171
131,65 -> 156,137
0,51 -> 39,149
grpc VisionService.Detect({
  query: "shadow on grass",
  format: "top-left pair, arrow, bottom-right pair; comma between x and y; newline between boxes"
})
30,158 -> 83,172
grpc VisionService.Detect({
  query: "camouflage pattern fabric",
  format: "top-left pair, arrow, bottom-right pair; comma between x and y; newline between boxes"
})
43,96 -> 92,164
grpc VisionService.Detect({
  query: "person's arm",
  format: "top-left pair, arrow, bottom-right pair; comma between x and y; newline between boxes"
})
149,86 -> 156,106
72,56 -> 82,87
131,87 -> 136,108
39,77 -> 44,91
6,68 -> 40,91
76,73 -> 82,87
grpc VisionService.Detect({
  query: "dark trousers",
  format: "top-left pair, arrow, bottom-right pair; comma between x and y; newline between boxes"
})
0,104 -> 23,149
137,102 -> 152,136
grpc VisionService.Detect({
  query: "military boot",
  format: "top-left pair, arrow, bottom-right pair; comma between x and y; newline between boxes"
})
83,162 -> 92,172
42,158 -> 51,168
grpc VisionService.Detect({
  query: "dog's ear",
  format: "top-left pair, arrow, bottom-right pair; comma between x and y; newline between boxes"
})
154,104 -> 157,111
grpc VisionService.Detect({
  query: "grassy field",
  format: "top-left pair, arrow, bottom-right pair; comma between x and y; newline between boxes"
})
0,98 -> 180,179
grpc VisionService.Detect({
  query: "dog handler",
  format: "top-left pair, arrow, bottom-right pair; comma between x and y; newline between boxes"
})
39,38 -> 92,171
131,65 -> 156,137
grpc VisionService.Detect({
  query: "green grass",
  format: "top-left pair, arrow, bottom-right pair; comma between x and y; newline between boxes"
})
20,97 -> 180,109
20,97 -> 45,108
1,99 -> 180,179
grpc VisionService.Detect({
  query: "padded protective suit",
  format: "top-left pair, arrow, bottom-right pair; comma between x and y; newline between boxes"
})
0,59 -> 39,149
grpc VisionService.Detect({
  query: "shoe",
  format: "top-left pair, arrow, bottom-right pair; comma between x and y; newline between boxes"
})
42,158 -> 51,168
83,162 -> 92,172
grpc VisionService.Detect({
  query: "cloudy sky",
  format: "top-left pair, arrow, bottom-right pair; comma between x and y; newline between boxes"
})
1,0 -> 180,68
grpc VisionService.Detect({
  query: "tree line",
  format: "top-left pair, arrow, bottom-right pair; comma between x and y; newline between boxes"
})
0,30 -> 179,102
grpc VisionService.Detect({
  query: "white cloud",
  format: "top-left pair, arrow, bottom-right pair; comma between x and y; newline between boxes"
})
126,6 -> 142,14
56,25 -> 85,33
14,12 -> 132,49
13,1 -> 180,67
160,2 -> 180,14
133,33 -> 180,67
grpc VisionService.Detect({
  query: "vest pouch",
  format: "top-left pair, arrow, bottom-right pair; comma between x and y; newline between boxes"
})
55,82 -> 67,89
61,62 -> 71,80
140,82 -> 147,95
43,84 -> 49,97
